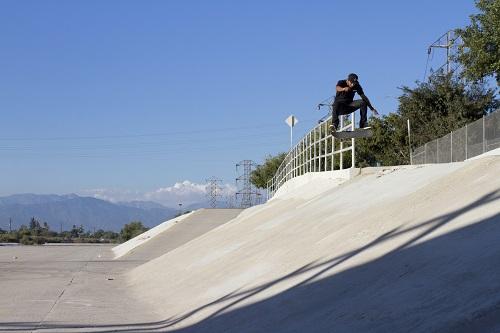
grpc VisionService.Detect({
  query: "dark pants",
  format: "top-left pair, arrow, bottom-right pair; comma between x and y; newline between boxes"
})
331,99 -> 368,129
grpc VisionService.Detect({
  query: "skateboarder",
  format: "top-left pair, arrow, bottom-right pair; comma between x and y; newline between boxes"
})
330,73 -> 379,133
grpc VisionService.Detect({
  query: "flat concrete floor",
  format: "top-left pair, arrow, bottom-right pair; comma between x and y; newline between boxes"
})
0,244 -> 165,333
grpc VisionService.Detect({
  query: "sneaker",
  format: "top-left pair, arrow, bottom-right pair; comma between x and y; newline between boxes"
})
329,124 -> 337,134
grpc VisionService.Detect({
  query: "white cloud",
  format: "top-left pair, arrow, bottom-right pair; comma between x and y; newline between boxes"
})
80,181 -> 237,208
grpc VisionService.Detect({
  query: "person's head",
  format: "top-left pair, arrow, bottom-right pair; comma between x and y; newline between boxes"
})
347,73 -> 359,85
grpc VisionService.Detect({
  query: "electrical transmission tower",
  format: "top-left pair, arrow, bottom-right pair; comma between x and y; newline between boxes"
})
235,160 -> 261,208
424,30 -> 462,80
206,177 -> 223,208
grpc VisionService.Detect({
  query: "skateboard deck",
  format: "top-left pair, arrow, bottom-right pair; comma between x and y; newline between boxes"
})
331,128 -> 373,139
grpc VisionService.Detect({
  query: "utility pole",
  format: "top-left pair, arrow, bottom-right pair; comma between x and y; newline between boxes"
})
9,218 -> 12,233
206,177 -> 223,208
236,160 -> 261,208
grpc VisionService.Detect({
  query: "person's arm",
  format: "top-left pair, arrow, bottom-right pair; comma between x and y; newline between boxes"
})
336,80 -> 350,92
359,93 -> 374,109
336,85 -> 350,92
356,84 -> 379,115
360,93 -> 379,115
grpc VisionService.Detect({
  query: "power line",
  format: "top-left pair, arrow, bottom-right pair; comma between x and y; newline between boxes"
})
0,140 -> 287,159
0,130 -> 285,150
0,123 -> 286,142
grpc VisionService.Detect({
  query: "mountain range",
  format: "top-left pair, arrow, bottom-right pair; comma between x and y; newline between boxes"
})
0,194 -> 181,232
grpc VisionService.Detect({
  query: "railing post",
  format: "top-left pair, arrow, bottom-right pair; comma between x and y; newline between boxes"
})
332,134 -> 335,171
351,113 -> 356,168
340,116 -> 344,170
313,129 -> 316,172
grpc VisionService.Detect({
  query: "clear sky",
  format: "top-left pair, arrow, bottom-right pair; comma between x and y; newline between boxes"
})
0,0 -> 478,206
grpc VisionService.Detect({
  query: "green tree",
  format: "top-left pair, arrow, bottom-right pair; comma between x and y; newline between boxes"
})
70,224 -> 84,238
93,229 -> 106,239
120,221 -> 148,242
250,153 -> 287,189
357,73 -> 497,166
29,217 -> 42,236
18,225 -> 30,238
455,0 -> 500,84
356,114 -> 409,167
399,73 -> 497,145
101,230 -> 120,241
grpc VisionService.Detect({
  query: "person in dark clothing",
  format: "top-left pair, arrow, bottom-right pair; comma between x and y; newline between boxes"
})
330,73 -> 379,132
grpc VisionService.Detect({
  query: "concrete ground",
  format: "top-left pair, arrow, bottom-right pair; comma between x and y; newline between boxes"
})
0,244 -> 163,333
0,209 -> 244,333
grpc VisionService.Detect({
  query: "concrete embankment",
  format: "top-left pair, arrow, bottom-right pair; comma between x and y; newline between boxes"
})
114,208 -> 243,261
128,156 -> 500,332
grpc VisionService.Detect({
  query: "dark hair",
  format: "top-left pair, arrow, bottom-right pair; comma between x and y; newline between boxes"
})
347,73 -> 358,82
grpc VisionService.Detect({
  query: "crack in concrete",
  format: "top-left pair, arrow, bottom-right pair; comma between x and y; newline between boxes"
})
32,261 -> 89,332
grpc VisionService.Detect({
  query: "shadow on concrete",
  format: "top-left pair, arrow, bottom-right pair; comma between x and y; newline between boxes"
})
2,190 -> 500,332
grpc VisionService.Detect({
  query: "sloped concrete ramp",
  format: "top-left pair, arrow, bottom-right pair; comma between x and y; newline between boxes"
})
118,208 -> 243,261
128,157 -> 500,333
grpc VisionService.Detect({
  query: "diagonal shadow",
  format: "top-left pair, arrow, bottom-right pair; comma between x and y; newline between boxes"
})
1,189 -> 499,332
170,210 -> 500,331
155,189 -> 500,330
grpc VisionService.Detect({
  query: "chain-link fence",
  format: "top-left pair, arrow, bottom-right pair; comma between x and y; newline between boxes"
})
411,110 -> 500,164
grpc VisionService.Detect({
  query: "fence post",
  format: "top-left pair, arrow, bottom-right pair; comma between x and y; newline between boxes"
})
424,143 -> 427,164
436,139 -> 440,163
407,119 -> 412,165
483,115 -> 486,153
450,131 -> 453,162
465,123 -> 468,160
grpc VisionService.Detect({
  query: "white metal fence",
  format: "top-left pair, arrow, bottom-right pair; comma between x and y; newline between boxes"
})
267,114 -> 356,199
411,110 -> 500,164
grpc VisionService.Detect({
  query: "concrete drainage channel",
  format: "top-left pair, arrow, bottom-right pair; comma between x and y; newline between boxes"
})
0,208 -> 244,332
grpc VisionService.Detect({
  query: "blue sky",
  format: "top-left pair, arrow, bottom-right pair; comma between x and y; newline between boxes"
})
0,0 -> 478,206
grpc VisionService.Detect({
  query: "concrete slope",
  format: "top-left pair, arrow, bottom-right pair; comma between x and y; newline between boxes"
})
113,211 -> 196,259
119,209 -> 243,261
128,157 -> 500,333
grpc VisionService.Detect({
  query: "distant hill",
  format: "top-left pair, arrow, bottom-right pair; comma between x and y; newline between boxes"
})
0,194 -> 178,232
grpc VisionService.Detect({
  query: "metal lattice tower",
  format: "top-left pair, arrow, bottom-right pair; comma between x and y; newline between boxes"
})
205,177 -> 222,208
425,30 -> 462,80
224,194 -> 235,209
235,160 -> 261,208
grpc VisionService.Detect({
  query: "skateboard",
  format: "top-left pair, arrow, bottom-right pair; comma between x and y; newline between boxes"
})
331,128 -> 373,139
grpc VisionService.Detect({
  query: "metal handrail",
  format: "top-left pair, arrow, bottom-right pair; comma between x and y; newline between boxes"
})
267,113 -> 356,199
